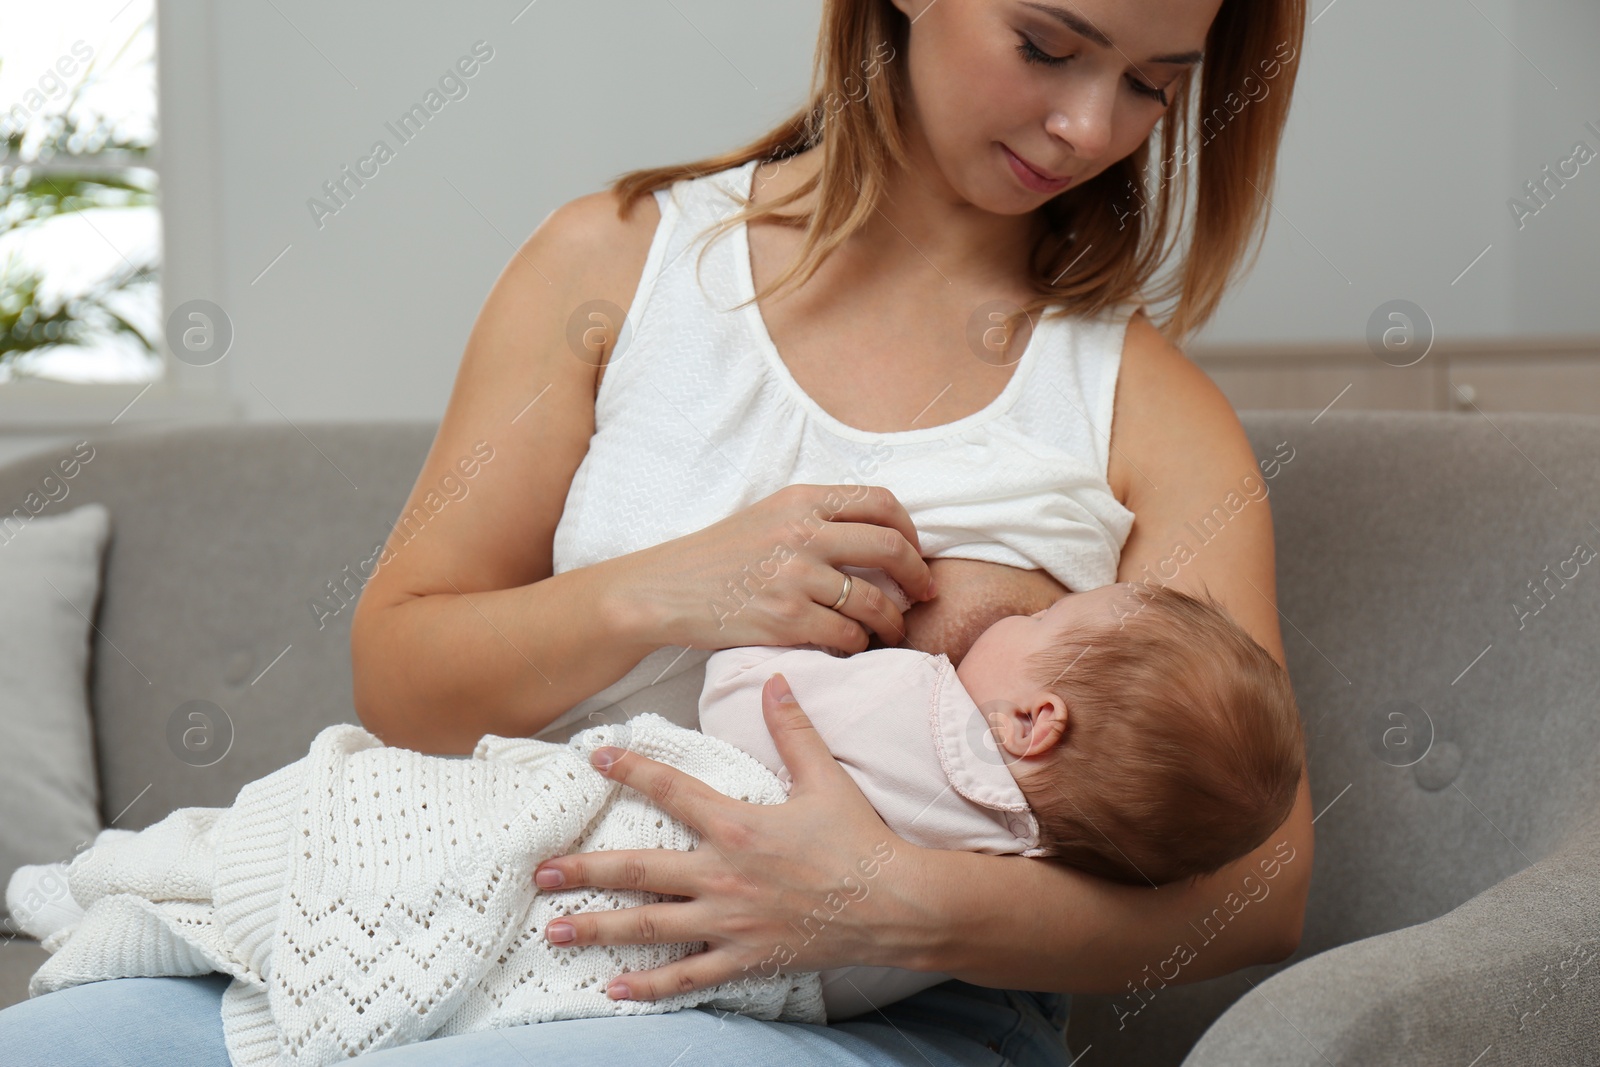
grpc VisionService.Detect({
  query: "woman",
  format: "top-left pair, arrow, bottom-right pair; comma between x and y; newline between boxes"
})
0,0 -> 1312,1063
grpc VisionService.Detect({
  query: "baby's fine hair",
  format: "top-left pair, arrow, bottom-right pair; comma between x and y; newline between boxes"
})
1019,582 -> 1303,887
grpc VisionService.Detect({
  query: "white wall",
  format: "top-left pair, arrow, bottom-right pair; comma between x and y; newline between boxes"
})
1198,0 -> 1526,343
1506,0 -> 1600,335
9,0 -> 1600,451
1200,0 -> 1599,345
201,0 -> 820,422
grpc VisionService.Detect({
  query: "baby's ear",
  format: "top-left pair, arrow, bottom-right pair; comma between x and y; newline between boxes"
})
1026,693 -> 1070,757
984,700 -> 1035,759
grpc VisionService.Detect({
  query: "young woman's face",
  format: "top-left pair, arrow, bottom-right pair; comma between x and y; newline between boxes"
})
887,0 -> 1223,211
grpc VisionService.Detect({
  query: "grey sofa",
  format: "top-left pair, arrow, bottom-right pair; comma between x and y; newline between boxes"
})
0,414 -> 1596,1065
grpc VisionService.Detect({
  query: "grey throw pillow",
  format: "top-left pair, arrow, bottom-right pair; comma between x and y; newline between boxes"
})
0,502 -> 110,921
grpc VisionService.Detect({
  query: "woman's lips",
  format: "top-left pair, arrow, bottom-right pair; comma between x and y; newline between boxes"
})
1001,144 -> 1073,193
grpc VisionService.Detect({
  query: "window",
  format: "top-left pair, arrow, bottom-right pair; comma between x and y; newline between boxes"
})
0,1 -> 158,386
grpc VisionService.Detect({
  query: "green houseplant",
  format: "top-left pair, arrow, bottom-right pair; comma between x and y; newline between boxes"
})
0,25 -> 159,379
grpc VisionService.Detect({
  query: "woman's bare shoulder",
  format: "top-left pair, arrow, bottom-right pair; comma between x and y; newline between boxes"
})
1107,310 -> 1256,509
550,187 -> 662,285
553,188 -> 659,391
536,187 -> 662,380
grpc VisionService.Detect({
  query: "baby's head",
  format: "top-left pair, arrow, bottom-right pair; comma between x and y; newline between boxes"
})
955,581 -> 1303,887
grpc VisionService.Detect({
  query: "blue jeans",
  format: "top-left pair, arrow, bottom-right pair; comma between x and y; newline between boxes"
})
0,974 -> 1074,1066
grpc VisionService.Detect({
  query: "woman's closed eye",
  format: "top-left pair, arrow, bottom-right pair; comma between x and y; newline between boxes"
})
1014,32 -> 1170,105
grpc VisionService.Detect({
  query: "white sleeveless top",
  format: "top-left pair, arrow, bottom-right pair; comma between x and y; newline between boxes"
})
540,159 -> 1136,742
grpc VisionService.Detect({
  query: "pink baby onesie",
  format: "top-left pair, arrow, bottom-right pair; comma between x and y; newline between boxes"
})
697,601 -> 1048,1019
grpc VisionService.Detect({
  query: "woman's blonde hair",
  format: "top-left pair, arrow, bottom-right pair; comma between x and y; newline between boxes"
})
608,0 -> 1306,345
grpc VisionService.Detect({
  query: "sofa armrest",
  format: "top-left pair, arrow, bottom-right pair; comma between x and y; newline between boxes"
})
1183,818 -> 1600,1067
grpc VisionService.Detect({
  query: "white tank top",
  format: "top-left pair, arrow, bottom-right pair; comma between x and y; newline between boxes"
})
540,159 -> 1136,741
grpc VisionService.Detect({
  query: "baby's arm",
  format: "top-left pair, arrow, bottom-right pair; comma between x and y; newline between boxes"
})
699,645 -> 848,779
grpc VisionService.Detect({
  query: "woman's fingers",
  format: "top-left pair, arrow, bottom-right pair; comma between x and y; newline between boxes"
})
540,900 -> 707,952
761,673 -> 856,794
586,745 -> 731,832
795,482 -> 925,559
819,516 -> 934,605
814,567 -> 903,648
604,948 -> 748,1003
801,592 -> 884,654
533,848 -> 703,899
533,681 -> 915,994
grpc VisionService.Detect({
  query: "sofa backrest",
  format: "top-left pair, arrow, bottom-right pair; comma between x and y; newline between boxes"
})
0,422 -> 434,820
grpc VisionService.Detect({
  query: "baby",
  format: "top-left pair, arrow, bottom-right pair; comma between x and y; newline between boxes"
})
697,575 -> 1304,1017
8,577 -> 1301,1051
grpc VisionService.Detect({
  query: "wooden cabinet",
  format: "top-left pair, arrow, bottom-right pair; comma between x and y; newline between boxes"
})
1189,339 -> 1600,414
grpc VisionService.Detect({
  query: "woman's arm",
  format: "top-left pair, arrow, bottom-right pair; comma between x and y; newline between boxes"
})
351,191 -> 935,755
348,191 -> 668,754
532,314 -> 1312,994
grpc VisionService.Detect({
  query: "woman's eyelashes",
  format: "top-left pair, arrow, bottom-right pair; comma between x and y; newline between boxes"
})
1014,32 -> 1068,67
1013,32 -> 1171,106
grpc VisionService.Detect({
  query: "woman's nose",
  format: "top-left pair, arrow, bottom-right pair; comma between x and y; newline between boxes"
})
1046,85 -> 1115,162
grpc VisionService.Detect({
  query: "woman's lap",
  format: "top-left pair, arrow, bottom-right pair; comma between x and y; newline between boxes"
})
0,975 -> 1074,1067
0,972 -> 235,1067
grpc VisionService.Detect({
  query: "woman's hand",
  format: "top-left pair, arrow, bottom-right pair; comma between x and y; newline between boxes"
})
895,558 -> 1069,664
614,483 -> 937,655
530,673 -> 929,1001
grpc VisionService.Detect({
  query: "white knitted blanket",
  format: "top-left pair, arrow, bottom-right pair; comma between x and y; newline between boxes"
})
12,714 -> 824,1065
